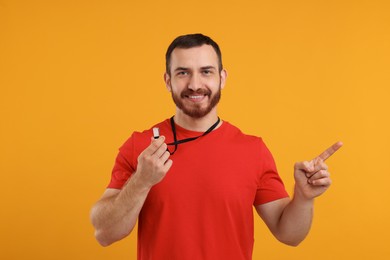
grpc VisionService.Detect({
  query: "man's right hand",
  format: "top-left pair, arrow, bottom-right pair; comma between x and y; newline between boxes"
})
91,136 -> 172,246
135,136 -> 173,189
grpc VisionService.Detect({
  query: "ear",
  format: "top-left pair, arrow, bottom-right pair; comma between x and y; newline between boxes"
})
164,72 -> 172,92
220,69 -> 228,89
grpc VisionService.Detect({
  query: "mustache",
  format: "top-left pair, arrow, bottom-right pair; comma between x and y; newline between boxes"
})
180,89 -> 211,98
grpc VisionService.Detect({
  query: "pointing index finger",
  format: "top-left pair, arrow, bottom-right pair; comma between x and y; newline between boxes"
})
317,141 -> 343,161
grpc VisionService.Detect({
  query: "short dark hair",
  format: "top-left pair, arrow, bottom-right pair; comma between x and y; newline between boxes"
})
165,33 -> 223,75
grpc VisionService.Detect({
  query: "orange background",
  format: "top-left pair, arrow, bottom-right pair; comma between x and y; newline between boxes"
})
1,0 -> 389,259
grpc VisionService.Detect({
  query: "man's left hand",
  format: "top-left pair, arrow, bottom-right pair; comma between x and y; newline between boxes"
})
293,141 -> 343,200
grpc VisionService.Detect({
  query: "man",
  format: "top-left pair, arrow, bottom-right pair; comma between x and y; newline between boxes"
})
90,33 -> 342,259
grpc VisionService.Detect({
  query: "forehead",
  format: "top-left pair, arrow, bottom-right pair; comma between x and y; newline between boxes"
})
170,44 -> 219,69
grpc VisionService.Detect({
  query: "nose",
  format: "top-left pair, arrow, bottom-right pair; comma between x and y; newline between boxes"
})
188,73 -> 202,91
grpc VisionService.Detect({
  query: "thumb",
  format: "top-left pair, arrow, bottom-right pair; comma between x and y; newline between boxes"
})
295,160 -> 315,173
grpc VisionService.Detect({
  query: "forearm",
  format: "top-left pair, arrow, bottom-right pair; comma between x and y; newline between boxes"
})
91,136 -> 172,246
276,189 -> 314,246
261,143 -> 341,246
91,174 -> 151,246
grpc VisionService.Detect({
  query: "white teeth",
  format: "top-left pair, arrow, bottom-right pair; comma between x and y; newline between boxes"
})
189,95 -> 203,99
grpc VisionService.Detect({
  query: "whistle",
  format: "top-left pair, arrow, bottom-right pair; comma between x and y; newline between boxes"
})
153,127 -> 160,139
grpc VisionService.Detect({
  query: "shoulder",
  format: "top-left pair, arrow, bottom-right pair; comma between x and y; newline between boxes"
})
220,120 -> 277,167
219,121 -> 273,160
222,120 -> 267,147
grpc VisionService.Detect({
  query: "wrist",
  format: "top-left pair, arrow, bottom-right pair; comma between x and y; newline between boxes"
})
129,172 -> 153,193
123,172 -> 153,194
293,185 -> 314,205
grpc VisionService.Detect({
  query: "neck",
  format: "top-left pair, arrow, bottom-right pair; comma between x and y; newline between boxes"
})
174,109 -> 221,132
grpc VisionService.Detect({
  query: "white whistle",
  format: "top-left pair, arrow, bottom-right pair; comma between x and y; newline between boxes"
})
153,127 -> 160,139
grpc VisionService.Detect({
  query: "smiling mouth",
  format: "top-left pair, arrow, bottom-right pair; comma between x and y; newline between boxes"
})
185,94 -> 208,102
188,95 -> 205,99
181,89 -> 211,102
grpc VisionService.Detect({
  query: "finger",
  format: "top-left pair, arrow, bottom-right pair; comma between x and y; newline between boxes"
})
159,150 -> 171,164
162,159 -> 173,172
143,136 -> 166,155
305,159 -> 328,177
317,141 -> 343,161
308,176 -> 332,187
295,161 -> 315,173
153,143 -> 168,158
308,170 -> 330,181
313,159 -> 328,172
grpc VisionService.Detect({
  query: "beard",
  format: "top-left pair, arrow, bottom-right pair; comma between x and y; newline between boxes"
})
171,84 -> 222,119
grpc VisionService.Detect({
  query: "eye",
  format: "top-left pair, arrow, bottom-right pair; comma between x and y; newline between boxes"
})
177,71 -> 189,76
202,68 -> 215,75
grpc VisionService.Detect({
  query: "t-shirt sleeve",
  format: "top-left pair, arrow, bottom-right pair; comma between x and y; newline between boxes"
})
254,139 -> 289,205
107,134 -> 137,189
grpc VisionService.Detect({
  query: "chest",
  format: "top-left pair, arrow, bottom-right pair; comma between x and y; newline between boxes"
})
144,138 -> 261,210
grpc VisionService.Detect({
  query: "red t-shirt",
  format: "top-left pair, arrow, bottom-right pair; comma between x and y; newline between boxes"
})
108,119 -> 289,260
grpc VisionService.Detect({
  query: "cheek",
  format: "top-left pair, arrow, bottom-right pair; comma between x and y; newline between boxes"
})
170,79 -> 188,91
208,77 -> 222,89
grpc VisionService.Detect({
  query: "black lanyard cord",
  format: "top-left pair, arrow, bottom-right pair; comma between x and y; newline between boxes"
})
167,116 -> 220,155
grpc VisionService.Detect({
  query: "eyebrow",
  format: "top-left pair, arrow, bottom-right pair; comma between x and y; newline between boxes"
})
174,67 -> 189,72
173,66 -> 217,72
200,66 -> 217,71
